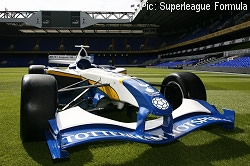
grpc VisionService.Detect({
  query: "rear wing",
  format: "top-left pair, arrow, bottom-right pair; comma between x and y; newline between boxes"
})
48,45 -> 92,65
48,55 -> 76,65
75,45 -> 89,49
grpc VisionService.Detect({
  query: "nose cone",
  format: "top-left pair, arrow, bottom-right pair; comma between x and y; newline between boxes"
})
123,78 -> 173,116
151,96 -> 172,116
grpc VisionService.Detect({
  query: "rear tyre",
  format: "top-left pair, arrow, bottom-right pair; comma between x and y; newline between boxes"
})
20,74 -> 58,141
160,72 -> 206,110
28,65 -> 45,74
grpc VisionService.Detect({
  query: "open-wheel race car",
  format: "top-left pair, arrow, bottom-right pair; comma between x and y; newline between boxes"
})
20,46 -> 235,159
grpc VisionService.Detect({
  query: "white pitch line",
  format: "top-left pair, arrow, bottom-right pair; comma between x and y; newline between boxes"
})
179,69 -> 250,77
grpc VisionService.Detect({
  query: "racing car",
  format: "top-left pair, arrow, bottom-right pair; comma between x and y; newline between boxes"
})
20,45 -> 235,159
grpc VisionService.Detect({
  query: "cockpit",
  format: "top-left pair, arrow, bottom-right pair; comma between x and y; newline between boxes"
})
76,59 -> 92,69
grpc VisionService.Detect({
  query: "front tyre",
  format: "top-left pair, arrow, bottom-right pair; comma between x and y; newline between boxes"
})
160,72 -> 206,110
20,74 -> 58,141
28,65 -> 45,74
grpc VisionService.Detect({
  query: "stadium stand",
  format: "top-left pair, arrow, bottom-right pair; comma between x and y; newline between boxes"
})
209,55 -> 250,68
156,59 -> 198,69
0,36 -> 164,52
0,54 -> 48,67
39,37 -> 61,51
126,37 -> 145,51
0,0 -> 250,73
87,37 -> 112,51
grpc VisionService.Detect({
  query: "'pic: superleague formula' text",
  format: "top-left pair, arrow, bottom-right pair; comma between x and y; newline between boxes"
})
143,2 -> 248,12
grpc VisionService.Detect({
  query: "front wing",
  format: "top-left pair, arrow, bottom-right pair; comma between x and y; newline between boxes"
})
45,99 -> 235,159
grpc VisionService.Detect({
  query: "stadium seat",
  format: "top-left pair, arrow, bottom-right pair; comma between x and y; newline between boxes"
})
209,56 -> 250,68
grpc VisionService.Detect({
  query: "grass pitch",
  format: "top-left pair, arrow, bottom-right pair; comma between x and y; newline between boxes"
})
0,67 -> 250,166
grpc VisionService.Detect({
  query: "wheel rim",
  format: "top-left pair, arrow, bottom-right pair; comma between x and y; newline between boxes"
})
163,81 -> 184,109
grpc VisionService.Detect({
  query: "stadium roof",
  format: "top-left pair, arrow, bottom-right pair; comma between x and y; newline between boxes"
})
0,0 -> 140,12
0,0 -> 249,35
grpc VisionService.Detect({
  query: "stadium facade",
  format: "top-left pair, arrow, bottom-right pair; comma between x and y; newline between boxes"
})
0,0 -> 250,73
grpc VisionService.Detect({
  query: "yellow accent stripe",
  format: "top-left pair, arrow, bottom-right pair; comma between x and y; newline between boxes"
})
47,69 -> 120,101
46,70 -> 84,80
119,70 -> 127,74
119,78 -> 126,84
89,80 -> 119,101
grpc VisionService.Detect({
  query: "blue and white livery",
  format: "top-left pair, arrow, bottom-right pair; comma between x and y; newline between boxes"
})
20,45 -> 235,160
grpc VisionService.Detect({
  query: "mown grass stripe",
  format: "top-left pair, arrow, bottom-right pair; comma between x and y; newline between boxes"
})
0,67 -> 249,166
